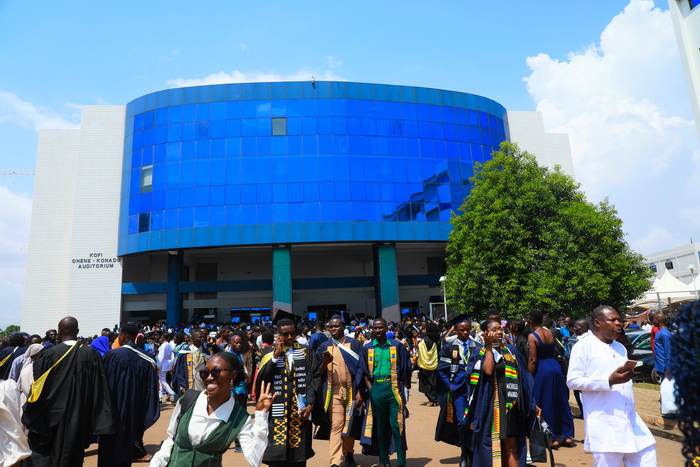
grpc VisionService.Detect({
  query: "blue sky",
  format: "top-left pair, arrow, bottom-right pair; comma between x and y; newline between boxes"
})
0,0 -> 697,328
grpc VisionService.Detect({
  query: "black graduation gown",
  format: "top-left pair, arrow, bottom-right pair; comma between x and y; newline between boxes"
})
98,344 -> 160,467
23,342 -> 115,467
256,344 -> 321,465
469,344 -> 537,467
0,345 -> 27,380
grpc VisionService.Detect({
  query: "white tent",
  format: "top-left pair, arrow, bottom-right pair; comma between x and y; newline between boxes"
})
633,269 -> 698,308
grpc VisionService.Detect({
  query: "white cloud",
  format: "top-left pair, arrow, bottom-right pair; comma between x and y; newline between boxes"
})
166,69 -> 346,88
232,42 -> 249,51
0,91 -> 79,132
0,186 -> 31,328
327,56 -> 342,69
523,0 -> 700,254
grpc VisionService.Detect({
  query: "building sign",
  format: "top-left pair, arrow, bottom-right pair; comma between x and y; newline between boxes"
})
71,252 -> 121,269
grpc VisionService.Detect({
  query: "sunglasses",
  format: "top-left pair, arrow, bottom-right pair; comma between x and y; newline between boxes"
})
278,331 -> 296,337
199,368 -> 234,379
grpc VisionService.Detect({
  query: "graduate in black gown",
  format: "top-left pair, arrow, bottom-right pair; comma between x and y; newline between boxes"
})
469,320 -> 538,467
0,332 -> 28,380
98,322 -> 160,467
435,315 -> 480,467
22,317 -> 115,467
257,314 -> 321,467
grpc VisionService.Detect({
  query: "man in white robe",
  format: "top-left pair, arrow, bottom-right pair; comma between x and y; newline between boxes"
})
567,305 -> 656,466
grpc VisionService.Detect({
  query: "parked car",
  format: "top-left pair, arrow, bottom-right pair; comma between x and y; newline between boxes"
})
628,332 -> 661,384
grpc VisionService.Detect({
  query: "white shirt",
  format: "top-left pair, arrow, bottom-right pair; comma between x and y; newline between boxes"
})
566,334 -> 655,453
150,392 -> 268,467
157,341 -> 174,372
0,380 -> 31,465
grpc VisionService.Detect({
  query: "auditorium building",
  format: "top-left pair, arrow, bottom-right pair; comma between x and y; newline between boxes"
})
21,81 -> 573,335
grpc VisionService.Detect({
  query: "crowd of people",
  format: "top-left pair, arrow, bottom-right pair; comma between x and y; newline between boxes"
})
0,301 -> 696,467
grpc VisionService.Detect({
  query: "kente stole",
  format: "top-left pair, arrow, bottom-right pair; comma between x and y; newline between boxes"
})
362,343 -> 404,441
468,345 -> 520,465
323,340 -> 355,436
261,343 -> 308,449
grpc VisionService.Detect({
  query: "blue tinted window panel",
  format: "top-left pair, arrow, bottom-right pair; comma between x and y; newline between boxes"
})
348,136 -> 363,153
287,135 -> 302,154
209,226 -> 225,244
194,187 -> 210,206
209,186 -> 225,205
272,204 -> 289,223
149,230 -> 164,250
314,181 -> 332,200
164,229 -> 179,249
405,138 -> 420,157
320,202 -> 336,222
258,204 -> 273,223
336,202 -> 351,220
240,184 -> 257,203
303,182 -> 319,202
164,209 -> 179,229
241,138 -> 256,156
288,183 -> 304,202
194,207 -> 209,227
225,185 -> 241,205
178,228 -> 194,248
180,160 -> 195,187
320,223 -> 336,241
180,188 -> 195,208
362,137 -> 377,155
241,225 -> 257,243
305,223 -> 321,242
305,202 -> 320,222
139,233 -> 150,251
383,222 -> 398,239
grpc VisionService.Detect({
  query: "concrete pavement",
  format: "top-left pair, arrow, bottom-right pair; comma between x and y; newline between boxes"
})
82,374 -> 686,466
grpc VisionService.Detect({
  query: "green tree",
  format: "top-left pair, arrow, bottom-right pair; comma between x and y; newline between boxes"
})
445,142 -> 651,318
0,324 -> 20,337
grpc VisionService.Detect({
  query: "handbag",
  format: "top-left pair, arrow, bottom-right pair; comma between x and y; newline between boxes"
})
660,377 -> 678,415
529,418 -> 555,467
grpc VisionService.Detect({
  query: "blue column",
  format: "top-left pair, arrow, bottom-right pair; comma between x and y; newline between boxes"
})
167,250 -> 183,327
374,243 -> 400,323
272,246 -> 293,319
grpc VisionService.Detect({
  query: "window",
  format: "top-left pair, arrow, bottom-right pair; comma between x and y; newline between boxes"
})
691,0 -> 700,9
272,117 -> 287,136
649,264 -> 657,273
141,165 -> 153,193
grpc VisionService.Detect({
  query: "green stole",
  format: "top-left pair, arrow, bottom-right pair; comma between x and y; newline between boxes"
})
362,343 -> 404,440
169,398 -> 249,466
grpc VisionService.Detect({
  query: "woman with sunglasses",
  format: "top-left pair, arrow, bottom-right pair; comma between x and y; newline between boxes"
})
150,352 -> 277,467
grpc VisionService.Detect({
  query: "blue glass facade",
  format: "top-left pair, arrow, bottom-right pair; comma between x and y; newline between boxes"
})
118,81 -> 507,255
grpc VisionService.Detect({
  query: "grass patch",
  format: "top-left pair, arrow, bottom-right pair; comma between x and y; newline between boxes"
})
634,382 -> 660,391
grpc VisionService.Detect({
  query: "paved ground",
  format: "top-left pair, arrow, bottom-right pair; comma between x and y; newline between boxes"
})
83,375 -> 686,466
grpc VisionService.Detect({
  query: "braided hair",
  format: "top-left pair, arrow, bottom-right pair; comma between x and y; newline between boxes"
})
670,300 -> 700,465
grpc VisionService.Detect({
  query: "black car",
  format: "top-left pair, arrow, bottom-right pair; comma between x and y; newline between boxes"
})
628,332 -> 661,384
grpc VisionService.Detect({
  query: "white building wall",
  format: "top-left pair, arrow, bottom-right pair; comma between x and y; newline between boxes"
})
646,242 -> 700,285
22,130 -> 80,334
22,106 -> 125,336
669,0 -> 700,139
506,111 -> 575,178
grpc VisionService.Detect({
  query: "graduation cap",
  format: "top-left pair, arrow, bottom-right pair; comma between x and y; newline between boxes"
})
448,314 -> 472,328
121,322 -> 140,336
271,309 -> 300,326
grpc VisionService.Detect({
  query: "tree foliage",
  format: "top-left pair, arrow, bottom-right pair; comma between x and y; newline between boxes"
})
0,325 -> 21,337
445,142 -> 651,318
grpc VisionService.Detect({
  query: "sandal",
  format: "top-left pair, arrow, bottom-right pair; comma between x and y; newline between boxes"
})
562,439 -> 573,447
550,441 -> 560,449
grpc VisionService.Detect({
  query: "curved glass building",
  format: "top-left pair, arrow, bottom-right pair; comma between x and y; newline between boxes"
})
22,81 -> 572,334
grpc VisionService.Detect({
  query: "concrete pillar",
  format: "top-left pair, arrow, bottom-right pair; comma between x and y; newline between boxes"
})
374,243 -> 400,323
166,250 -> 183,326
272,246 -> 293,319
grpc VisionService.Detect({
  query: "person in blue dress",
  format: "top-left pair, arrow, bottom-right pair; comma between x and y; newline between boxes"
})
527,310 -> 574,448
